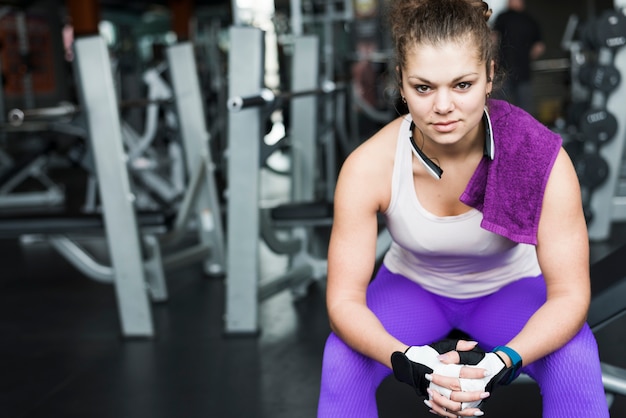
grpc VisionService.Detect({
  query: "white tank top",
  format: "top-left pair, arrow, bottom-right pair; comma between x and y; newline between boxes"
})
382,116 -> 541,299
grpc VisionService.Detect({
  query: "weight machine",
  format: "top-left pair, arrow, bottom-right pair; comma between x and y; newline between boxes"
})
0,139 -> 65,210
0,36 -> 226,337
224,26 -> 390,334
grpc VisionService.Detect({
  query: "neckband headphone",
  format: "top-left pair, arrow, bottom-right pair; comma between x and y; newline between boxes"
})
408,108 -> 495,179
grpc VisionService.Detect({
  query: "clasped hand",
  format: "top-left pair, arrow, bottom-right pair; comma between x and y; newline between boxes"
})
391,339 -> 511,417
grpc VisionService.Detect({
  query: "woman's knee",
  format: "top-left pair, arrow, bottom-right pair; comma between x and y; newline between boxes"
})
525,324 -> 603,386
319,334 -> 390,417
321,333 -> 389,389
521,327 -> 609,417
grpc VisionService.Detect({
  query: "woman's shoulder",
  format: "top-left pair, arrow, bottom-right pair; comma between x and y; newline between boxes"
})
489,99 -> 561,146
335,116 -> 405,204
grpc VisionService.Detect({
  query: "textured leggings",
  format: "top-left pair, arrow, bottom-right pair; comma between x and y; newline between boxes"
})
317,265 -> 609,417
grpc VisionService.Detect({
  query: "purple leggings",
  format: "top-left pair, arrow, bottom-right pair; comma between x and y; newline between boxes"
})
318,265 -> 609,417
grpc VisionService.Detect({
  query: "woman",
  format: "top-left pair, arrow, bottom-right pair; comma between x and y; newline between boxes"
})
317,0 -> 609,417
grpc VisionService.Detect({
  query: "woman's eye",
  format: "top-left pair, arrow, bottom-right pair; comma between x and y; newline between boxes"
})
415,85 -> 430,93
457,82 -> 472,90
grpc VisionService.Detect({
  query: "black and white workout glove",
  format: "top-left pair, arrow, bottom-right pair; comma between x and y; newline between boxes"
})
430,351 -> 514,409
392,341 -> 518,410
390,339 -> 486,398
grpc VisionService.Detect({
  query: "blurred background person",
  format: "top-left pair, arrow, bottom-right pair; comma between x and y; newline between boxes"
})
492,0 -> 545,115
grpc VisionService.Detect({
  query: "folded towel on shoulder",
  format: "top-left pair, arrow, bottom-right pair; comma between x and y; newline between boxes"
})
460,100 -> 563,245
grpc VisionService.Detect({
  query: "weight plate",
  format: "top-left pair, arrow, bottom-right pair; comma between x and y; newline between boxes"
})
580,109 -> 619,144
575,152 -> 610,188
594,10 -> 626,49
591,65 -> 621,92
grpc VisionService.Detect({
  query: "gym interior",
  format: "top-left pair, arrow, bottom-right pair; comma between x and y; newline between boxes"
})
0,0 -> 625,417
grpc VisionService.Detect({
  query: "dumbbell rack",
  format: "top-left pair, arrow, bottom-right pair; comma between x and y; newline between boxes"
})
585,8 -> 626,241
565,8 -> 626,241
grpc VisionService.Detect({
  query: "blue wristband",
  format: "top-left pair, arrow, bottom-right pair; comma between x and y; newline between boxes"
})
492,345 -> 522,384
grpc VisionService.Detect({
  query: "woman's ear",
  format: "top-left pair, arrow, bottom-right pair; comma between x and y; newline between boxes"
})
396,65 -> 404,94
485,60 -> 495,97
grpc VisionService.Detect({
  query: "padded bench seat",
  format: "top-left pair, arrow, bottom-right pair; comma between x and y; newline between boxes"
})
268,200 -> 389,229
589,242 -> 626,331
588,275 -> 626,331
0,211 -> 173,238
270,201 -> 334,223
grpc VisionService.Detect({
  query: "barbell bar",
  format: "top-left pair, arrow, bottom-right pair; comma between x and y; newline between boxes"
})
227,80 -> 343,113
7,98 -> 174,127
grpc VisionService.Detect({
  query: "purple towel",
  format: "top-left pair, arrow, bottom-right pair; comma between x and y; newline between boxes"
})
460,100 -> 562,245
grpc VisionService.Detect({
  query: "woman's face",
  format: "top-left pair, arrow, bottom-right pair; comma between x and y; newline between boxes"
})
400,38 -> 493,149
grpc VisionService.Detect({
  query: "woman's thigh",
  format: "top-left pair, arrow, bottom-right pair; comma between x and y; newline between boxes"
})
366,265 -> 454,346
458,275 -> 547,349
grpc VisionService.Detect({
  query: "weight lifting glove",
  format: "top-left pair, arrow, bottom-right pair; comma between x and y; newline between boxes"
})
429,351 -> 513,409
390,339 -> 486,398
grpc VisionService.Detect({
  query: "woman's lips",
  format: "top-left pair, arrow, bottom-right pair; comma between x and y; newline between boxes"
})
432,120 -> 458,133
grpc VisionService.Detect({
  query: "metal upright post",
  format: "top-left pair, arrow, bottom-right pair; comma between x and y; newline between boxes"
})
16,12 -> 34,109
0,53 -> 5,139
72,36 -> 154,337
290,0 -> 303,36
166,42 -> 226,276
225,26 -> 265,334
290,35 -> 319,202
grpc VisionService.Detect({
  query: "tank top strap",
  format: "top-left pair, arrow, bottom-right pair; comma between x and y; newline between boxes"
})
387,115 -> 413,216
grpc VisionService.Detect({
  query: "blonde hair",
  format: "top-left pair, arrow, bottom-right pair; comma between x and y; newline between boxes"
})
388,0 -> 495,82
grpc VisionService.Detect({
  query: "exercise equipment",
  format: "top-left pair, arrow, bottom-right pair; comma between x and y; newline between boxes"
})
589,9 -> 626,50
5,68 -> 186,213
224,26 -> 390,334
7,98 -> 174,127
576,152 -> 610,190
0,141 -> 65,210
578,63 -> 621,93
560,6 -> 626,236
579,108 -> 619,144
583,9 -> 626,240
224,27 -> 325,334
293,0 -> 397,151
582,242 -> 626,405
69,35 -> 156,337
7,102 -> 78,126
0,36 -> 226,337
227,81 -> 342,113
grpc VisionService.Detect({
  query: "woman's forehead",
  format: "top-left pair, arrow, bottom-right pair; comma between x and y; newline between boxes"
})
405,36 -> 478,58
404,40 -> 483,73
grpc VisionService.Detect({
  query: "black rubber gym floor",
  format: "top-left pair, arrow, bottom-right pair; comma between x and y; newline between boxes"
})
0,223 -> 625,418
